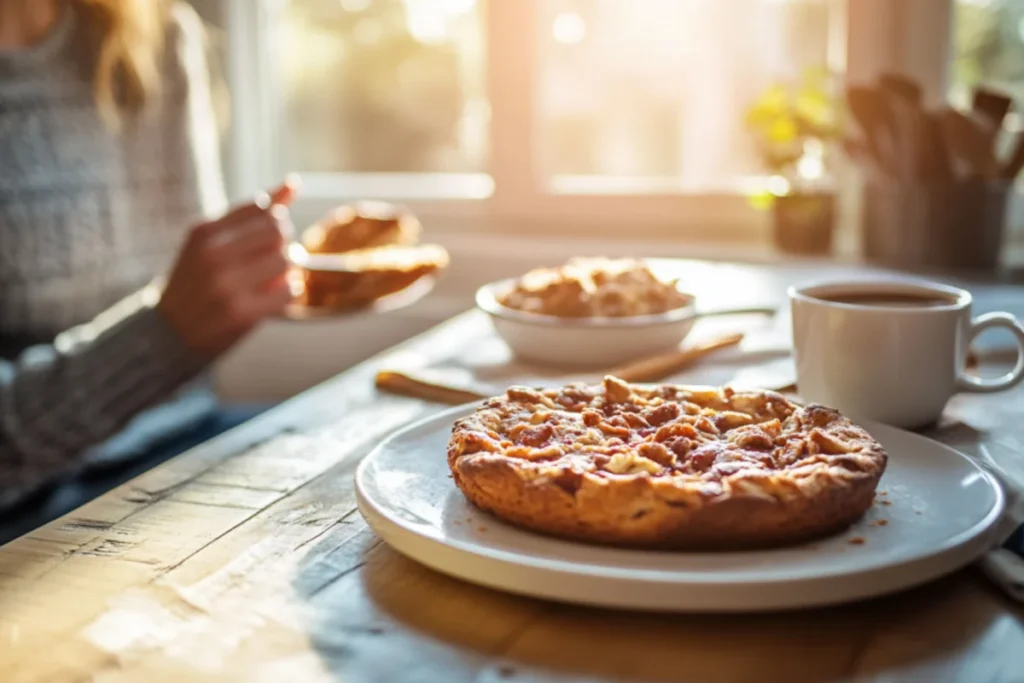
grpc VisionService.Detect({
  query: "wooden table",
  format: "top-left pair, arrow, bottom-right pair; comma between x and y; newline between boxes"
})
2,261 -> 1024,683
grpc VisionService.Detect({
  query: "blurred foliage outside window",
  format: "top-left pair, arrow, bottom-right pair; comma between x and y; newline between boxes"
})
952,0 -> 1024,109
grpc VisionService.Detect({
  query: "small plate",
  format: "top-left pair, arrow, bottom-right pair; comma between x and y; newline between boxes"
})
279,275 -> 436,321
355,404 -> 1005,612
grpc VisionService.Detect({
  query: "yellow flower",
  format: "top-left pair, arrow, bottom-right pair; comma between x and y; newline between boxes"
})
795,88 -> 832,127
745,84 -> 788,127
768,117 -> 798,143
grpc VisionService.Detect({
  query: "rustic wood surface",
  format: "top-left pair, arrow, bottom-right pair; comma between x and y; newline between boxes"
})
2,261 -> 1024,683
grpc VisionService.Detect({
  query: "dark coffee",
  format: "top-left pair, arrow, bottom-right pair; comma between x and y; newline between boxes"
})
816,292 -> 957,308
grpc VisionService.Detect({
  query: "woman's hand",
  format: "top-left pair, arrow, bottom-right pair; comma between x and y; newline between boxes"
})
157,178 -> 299,359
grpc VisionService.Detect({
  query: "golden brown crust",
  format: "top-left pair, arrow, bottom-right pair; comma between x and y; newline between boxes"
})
301,201 -> 420,255
301,244 -> 448,309
447,378 -> 887,549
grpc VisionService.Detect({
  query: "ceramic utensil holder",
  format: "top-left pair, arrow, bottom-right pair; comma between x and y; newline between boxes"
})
862,179 -> 1011,272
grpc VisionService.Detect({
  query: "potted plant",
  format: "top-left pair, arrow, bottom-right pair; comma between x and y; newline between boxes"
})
744,67 -> 844,255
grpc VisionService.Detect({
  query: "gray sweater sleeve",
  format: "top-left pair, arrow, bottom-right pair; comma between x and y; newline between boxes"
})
0,288 -> 205,507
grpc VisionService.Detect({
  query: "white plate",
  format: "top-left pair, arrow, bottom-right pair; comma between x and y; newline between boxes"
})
280,275 -> 436,321
355,405 -> 1005,612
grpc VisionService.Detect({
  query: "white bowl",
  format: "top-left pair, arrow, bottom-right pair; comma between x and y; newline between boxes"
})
475,278 -> 698,368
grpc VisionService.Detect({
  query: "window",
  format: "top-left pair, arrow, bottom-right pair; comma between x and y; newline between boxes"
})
950,0 -> 1024,205
231,0 -> 1009,236
536,0 -> 837,193
276,0 -> 488,176
950,0 -> 1024,109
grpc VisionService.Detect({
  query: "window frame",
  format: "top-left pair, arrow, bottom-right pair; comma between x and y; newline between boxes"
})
222,0 -> 964,239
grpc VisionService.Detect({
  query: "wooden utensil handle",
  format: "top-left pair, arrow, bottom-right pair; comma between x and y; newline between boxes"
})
693,306 -> 776,320
880,73 -> 923,105
609,333 -> 744,383
375,370 -> 487,405
971,87 -> 1013,131
941,108 -> 1001,179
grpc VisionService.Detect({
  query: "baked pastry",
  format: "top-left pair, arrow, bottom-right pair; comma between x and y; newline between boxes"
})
295,201 -> 446,310
301,244 -> 449,309
448,377 -> 886,549
301,201 -> 420,255
497,258 -> 692,317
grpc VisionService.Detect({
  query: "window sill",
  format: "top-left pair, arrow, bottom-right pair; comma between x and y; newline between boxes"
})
298,172 -> 495,201
289,195 -> 772,244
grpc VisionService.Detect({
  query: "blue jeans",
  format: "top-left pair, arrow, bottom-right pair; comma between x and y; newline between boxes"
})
0,406 -> 269,546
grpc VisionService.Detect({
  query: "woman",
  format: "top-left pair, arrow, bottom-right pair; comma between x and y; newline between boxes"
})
0,0 -> 294,511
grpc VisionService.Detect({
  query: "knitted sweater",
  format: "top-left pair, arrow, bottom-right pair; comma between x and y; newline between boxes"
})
0,1 -> 226,507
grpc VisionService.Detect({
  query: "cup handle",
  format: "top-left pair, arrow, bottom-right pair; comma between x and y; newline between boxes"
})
957,312 -> 1024,393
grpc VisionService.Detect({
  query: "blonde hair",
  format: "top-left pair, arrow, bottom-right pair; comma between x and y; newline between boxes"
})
76,0 -> 170,125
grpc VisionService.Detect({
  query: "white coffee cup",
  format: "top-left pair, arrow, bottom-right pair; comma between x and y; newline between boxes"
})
789,279 -> 1024,429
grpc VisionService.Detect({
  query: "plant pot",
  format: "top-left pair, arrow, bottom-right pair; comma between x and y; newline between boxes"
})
771,192 -> 836,255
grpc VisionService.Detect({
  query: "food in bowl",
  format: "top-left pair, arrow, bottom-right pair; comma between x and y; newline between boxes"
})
475,259 -> 699,367
496,258 -> 692,318
301,244 -> 449,310
301,201 -> 420,255
448,377 -> 887,549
